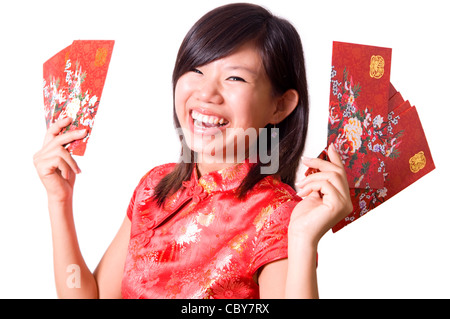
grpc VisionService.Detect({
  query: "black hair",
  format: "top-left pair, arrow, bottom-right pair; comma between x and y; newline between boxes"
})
153,3 -> 309,206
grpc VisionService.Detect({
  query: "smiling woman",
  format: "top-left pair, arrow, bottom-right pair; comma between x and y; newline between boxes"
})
174,42 -> 285,170
154,3 -> 309,205
32,2 -> 353,299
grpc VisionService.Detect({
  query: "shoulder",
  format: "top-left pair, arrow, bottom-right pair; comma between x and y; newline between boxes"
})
250,174 -> 300,206
128,163 -> 176,210
127,163 -> 176,223
133,163 -> 177,191
245,174 -> 301,226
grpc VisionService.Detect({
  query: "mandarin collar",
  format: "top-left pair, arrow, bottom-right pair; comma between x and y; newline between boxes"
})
163,161 -> 253,212
196,161 -> 253,193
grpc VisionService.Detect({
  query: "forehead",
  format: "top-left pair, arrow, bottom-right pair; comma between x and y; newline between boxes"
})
211,43 -> 264,74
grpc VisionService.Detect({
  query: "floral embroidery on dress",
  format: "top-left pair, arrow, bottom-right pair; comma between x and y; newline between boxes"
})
209,279 -> 253,299
122,162 -> 301,299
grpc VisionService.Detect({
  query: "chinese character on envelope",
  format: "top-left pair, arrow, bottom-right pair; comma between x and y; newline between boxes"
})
43,40 -> 114,156
307,41 -> 435,232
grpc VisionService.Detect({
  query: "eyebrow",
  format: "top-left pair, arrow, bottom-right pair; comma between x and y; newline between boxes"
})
225,65 -> 258,76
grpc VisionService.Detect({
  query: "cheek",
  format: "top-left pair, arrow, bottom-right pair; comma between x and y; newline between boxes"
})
230,94 -> 274,130
174,82 -> 190,124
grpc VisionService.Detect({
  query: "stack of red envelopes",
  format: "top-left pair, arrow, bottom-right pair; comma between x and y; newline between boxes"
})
43,40 -> 114,156
307,41 -> 435,232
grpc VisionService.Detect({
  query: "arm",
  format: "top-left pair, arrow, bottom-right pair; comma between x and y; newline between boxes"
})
34,117 -> 129,298
48,201 -> 130,299
259,144 -> 352,298
48,199 -> 98,298
258,244 -> 318,299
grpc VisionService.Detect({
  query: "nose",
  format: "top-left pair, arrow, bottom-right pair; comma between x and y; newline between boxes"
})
195,78 -> 224,105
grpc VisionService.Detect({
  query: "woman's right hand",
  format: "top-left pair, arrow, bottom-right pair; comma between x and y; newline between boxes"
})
33,117 -> 87,203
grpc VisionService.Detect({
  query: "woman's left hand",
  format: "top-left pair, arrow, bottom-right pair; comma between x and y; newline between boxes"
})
289,144 -> 353,247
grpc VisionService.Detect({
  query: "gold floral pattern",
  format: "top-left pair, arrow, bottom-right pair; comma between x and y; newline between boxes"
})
369,55 -> 385,79
122,162 -> 300,299
409,151 -> 426,173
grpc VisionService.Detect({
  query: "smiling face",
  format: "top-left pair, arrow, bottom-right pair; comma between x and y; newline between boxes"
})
174,43 -> 281,171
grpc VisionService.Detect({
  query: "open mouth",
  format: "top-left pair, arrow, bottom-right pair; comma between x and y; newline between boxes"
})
191,109 -> 229,130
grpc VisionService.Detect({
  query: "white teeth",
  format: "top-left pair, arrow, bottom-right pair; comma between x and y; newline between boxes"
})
191,110 -> 228,126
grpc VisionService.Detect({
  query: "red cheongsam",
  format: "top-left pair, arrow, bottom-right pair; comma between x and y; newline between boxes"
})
121,162 -> 301,299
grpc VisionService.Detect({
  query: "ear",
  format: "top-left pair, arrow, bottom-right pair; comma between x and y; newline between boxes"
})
270,89 -> 299,124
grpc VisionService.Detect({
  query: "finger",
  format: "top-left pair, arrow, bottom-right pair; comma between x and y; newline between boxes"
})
297,170 -> 348,196
327,144 -> 345,168
297,180 -> 331,198
60,162 -> 77,181
297,180 -> 339,201
301,189 -> 322,199
51,146 -> 82,174
56,157 -> 74,181
44,117 -> 73,144
36,154 -> 71,180
48,129 -> 87,150
58,148 -> 82,174
59,164 -> 70,180
38,143 -> 82,175
301,154 -> 343,175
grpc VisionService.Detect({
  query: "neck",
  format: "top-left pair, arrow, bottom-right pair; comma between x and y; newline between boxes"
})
196,161 -> 237,177
194,144 -> 253,177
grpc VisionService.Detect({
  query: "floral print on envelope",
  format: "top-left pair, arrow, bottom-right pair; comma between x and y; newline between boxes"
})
43,40 -> 114,156
328,66 -> 400,189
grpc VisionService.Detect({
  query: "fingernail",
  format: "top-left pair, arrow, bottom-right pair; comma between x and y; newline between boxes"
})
296,188 -> 306,197
301,156 -> 312,162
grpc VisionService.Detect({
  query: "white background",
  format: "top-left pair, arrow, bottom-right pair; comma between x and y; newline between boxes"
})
0,0 -> 448,298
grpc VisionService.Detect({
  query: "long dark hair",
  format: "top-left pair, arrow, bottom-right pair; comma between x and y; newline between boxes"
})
153,3 -> 309,206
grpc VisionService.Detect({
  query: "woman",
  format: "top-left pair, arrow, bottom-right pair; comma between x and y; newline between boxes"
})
33,3 -> 352,299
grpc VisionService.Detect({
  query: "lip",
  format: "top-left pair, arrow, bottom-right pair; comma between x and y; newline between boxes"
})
189,108 -> 230,136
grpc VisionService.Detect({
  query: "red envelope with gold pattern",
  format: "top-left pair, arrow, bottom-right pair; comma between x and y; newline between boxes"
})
306,42 -> 435,232
330,91 -> 435,232
43,40 -> 114,156
329,41 -> 392,189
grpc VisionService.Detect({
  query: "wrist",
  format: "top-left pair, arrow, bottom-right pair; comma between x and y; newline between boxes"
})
288,227 -> 320,251
286,232 -> 319,299
47,195 -> 73,219
288,235 -> 318,256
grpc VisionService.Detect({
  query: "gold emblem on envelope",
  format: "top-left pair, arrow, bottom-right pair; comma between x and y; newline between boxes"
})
409,151 -> 426,173
95,48 -> 108,67
369,55 -> 385,79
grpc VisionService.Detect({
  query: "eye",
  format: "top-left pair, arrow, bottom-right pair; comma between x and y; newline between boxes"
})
191,68 -> 203,75
227,76 -> 247,82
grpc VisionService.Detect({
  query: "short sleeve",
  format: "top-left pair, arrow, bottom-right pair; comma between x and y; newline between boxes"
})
126,171 -> 151,221
249,199 -> 298,275
126,187 -> 138,221
126,163 -> 176,222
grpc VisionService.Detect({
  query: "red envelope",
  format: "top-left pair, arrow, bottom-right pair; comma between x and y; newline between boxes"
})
43,44 -> 71,128
305,42 -> 435,232
43,40 -> 114,156
388,83 -> 404,112
382,104 -> 435,197
331,100 -> 435,232
329,41 -> 392,189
